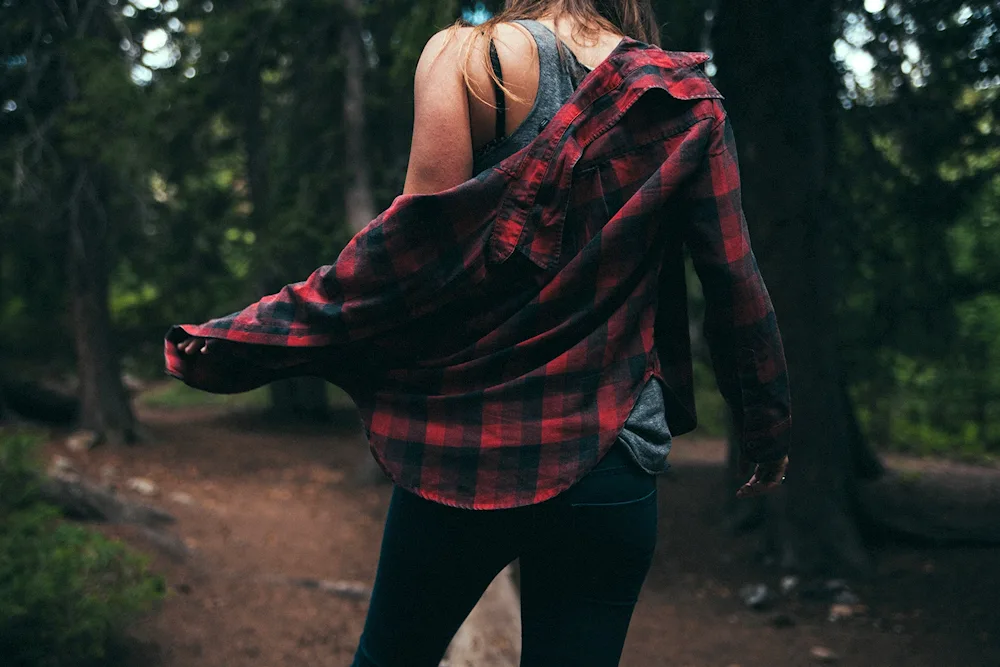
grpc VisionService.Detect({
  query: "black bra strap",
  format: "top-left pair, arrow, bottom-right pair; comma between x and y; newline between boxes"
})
489,39 -> 506,141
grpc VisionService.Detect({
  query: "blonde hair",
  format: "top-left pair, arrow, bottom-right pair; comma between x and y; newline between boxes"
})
453,0 -> 660,105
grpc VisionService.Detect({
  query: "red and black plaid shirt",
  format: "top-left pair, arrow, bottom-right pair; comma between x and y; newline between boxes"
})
165,39 -> 791,509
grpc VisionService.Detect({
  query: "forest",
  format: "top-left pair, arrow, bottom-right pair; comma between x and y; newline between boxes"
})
1,1 -> 998,665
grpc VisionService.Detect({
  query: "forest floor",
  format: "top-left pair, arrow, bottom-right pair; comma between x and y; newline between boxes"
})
41,394 -> 1000,667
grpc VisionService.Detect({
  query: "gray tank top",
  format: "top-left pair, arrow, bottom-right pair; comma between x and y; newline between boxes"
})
472,20 -> 672,475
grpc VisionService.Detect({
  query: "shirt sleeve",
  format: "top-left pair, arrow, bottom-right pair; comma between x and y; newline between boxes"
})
682,110 -> 791,463
163,182 -> 502,395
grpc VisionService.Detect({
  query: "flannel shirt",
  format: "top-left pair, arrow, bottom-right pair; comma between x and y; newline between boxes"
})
164,38 -> 791,510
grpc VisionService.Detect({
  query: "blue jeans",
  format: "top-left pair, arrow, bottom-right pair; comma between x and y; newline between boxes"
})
352,441 -> 658,666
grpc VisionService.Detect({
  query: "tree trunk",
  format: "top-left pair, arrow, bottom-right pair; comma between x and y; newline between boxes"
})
236,40 -> 330,417
713,0 -> 873,575
340,3 -> 389,485
341,0 -> 376,234
67,166 -> 136,444
0,251 -> 6,423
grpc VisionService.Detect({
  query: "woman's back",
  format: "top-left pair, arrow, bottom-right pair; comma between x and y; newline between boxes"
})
471,19 -> 592,175
467,19 -> 674,475
403,17 -> 623,195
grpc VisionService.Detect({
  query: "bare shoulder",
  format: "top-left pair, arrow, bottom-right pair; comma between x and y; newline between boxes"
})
415,23 -> 537,99
490,22 -> 537,59
465,23 -> 539,101
415,26 -> 475,78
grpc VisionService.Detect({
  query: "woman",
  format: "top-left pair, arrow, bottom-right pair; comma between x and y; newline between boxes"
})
170,1 -> 791,664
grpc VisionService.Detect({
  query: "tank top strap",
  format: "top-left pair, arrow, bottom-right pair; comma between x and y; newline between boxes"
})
514,19 -> 592,88
512,19 -> 561,72
471,19 -> 586,176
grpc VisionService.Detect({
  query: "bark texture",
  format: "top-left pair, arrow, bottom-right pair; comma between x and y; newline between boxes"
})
340,0 -> 377,236
236,39 -> 331,418
713,0 -> 872,574
67,165 -> 136,444
339,5 -> 390,484
40,472 -> 175,527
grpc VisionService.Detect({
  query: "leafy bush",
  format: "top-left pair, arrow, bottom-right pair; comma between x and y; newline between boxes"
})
0,430 -> 165,667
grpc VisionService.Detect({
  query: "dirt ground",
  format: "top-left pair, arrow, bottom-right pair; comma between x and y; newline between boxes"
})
44,401 -> 1000,667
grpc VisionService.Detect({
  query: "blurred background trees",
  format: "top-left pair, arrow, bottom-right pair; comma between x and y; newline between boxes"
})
1,0 -> 998,572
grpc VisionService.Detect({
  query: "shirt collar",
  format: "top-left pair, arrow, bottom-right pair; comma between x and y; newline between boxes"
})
489,39 -> 722,269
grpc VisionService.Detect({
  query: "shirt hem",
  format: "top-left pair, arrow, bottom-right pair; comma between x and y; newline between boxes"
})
365,365 -> 659,510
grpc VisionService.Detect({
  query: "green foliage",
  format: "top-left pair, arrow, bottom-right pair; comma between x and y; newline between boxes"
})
138,381 -> 354,410
0,432 -> 165,667
0,431 -> 42,511
1,1 -> 998,458
832,1 -> 1000,458
691,360 -> 729,438
139,382 -> 270,409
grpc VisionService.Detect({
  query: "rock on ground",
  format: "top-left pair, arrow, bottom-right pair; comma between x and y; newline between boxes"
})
66,430 -> 100,452
126,477 -> 159,497
443,565 -> 521,667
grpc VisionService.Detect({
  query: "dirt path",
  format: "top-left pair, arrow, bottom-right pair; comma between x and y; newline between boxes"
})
45,405 -> 1000,667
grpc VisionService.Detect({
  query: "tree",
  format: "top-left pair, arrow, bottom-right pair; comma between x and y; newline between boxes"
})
341,0 -> 377,235
237,4 -> 330,417
712,0 -> 874,574
832,0 -> 1000,457
67,160 -> 137,443
710,0 -> 1000,571
0,1 -> 166,443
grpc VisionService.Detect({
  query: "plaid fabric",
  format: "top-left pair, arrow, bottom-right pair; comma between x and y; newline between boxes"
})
164,39 -> 791,509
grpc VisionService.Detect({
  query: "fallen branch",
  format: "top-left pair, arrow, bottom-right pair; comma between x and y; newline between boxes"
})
39,473 -> 175,527
132,525 -> 192,562
36,471 -> 190,561
861,465 -> 1000,545
0,378 -> 78,425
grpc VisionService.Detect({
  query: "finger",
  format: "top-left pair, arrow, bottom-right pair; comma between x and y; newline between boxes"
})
756,469 -> 783,485
737,479 -> 783,498
754,460 -> 788,485
736,473 -> 760,498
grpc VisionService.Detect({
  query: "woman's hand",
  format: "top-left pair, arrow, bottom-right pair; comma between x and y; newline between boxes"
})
176,336 -> 213,356
736,456 -> 788,498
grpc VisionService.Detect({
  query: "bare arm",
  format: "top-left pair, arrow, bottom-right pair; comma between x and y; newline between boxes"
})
403,28 -> 475,196
178,30 -> 476,358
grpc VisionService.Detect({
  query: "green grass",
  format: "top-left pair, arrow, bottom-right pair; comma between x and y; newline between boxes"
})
138,382 -> 270,410
139,381 -> 355,410
0,430 -> 166,666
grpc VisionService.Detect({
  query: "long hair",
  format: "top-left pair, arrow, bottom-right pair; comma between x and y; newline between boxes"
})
455,0 -> 660,104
